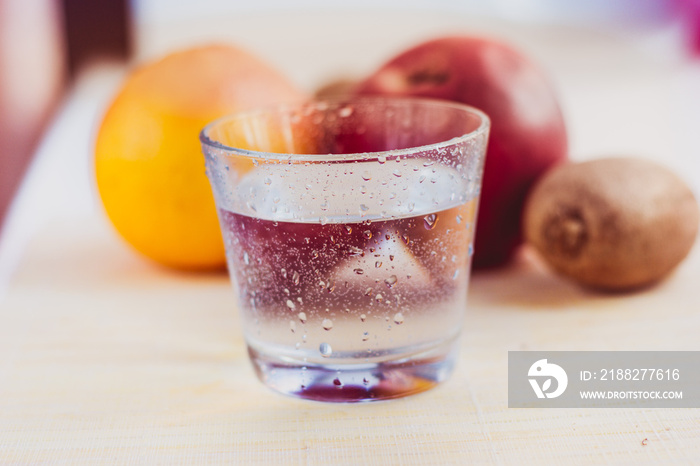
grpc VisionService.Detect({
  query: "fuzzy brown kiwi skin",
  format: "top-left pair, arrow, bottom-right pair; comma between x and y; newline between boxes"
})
523,158 -> 700,291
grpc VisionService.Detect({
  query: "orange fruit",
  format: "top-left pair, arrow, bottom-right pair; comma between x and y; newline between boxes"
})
95,44 -> 305,270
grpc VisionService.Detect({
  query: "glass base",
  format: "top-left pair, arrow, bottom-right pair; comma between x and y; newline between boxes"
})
248,338 -> 458,402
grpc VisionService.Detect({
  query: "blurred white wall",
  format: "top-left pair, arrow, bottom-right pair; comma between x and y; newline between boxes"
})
130,0 -> 685,93
133,0 -> 676,26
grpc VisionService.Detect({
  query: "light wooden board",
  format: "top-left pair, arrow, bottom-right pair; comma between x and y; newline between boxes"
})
1,215 -> 698,465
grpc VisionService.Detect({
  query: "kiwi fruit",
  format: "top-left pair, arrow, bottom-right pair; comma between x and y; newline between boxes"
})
523,157 -> 699,290
314,78 -> 359,98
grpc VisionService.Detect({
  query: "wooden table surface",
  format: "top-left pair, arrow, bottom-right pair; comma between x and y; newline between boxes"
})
1,216 -> 698,464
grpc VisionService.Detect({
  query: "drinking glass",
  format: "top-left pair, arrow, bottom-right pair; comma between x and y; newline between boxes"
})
200,97 -> 489,402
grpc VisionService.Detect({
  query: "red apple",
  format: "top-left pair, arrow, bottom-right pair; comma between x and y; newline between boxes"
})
355,36 -> 568,268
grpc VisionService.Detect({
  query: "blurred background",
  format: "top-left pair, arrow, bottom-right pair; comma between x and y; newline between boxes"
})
1,0 -> 699,290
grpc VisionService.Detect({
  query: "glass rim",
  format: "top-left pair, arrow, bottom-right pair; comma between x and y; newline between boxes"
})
199,96 -> 490,163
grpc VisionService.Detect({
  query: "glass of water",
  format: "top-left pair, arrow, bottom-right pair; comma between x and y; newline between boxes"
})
200,97 -> 489,402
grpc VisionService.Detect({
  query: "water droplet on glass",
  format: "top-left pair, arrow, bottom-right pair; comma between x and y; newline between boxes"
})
298,312 -> 307,323
354,268 -> 364,275
243,252 -> 250,265
424,213 -> 439,230
375,293 -> 384,302
393,312 -> 405,325
322,318 -> 333,331
375,261 -> 382,268
362,171 -> 372,181
365,287 -> 373,296
401,234 -> 410,245
359,204 -> 369,216
423,160 -> 434,167
320,216 -> 328,225
408,202 -> 415,212
385,275 -> 397,288
292,270 -> 300,285
348,246 -> 364,257
363,230 -> 372,239
289,321 -> 296,333
453,269 -> 460,280
320,342 -> 332,358
273,196 -> 280,204
392,169 -> 402,177
252,159 -> 260,167
456,214 -> 463,224
286,299 -> 296,310
389,192 -> 397,200
360,314 -> 367,322
389,255 -> 394,261
363,377 -> 370,385
264,177 -> 272,185
362,331 -> 370,341
345,225 -> 352,234
468,243 -> 474,257
377,155 -> 387,164
333,377 -> 343,387
339,105 -> 353,118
